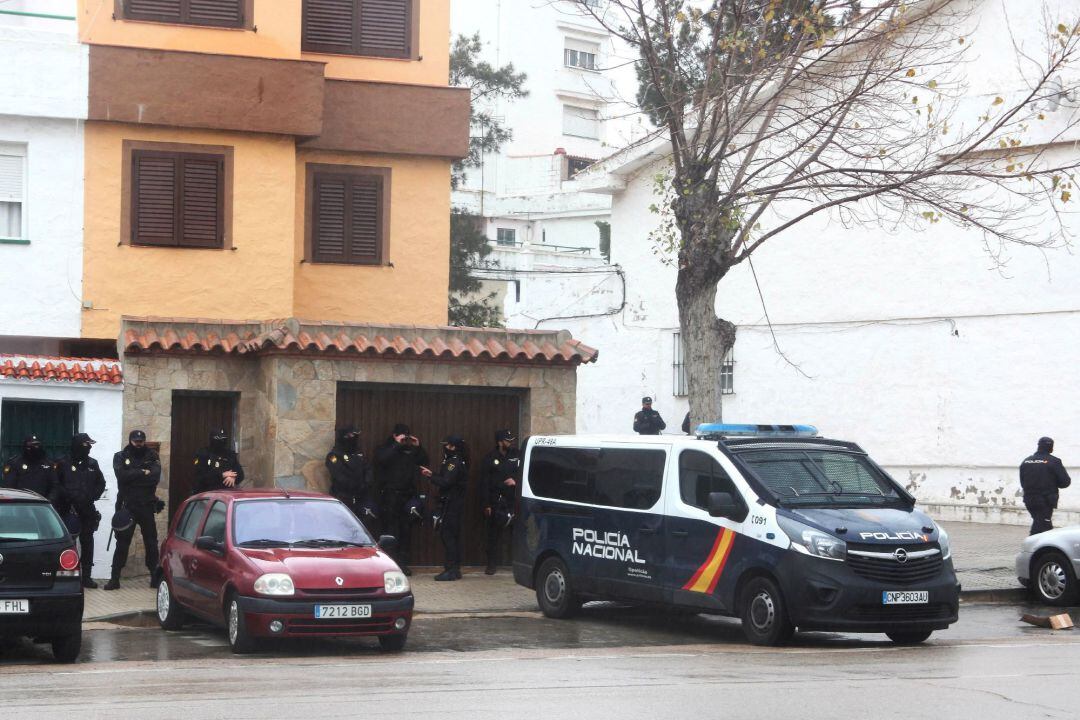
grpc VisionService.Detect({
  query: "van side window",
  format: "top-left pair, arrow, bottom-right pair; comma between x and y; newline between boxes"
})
176,499 -> 209,542
679,451 -> 738,510
529,447 -> 666,510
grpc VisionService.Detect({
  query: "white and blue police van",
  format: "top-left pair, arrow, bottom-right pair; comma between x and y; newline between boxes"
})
513,425 -> 960,645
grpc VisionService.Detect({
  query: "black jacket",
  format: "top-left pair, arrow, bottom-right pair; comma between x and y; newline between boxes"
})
56,455 -> 106,516
1,454 -> 60,504
326,445 -> 371,502
1020,451 -> 1072,506
633,408 -> 667,435
430,452 -> 468,506
193,447 -> 244,494
375,437 -> 428,499
113,446 -> 161,505
479,446 -> 520,509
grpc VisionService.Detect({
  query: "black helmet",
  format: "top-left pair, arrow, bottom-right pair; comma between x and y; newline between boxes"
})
111,507 -> 135,532
62,510 -> 82,536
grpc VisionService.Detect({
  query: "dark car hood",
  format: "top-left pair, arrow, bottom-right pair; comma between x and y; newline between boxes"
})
239,546 -> 399,590
781,506 -> 938,545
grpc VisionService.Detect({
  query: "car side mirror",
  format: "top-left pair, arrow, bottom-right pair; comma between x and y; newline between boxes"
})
708,492 -> 747,521
378,534 -> 398,551
195,535 -> 224,554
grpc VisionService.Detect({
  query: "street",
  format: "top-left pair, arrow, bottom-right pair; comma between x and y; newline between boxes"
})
2,602 -> 1078,719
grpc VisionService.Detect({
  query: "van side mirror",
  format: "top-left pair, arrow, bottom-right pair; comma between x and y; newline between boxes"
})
378,534 -> 398,551
195,535 -> 224,554
707,492 -> 746,521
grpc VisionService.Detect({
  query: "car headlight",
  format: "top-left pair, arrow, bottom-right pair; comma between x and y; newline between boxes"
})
384,570 -> 410,595
253,573 -> 295,596
936,523 -> 952,560
777,515 -> 846,561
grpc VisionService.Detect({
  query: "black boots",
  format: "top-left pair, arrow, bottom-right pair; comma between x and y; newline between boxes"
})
434,568 -> 462,581
485,563 -> 497,575
103,575 -> 121,591
82,576 -> 99,589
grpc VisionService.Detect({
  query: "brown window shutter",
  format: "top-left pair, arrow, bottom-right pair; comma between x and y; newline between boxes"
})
179,156 -> 224,247
125,0 -> 184,22
185,0 -> 245,27
312,175 -> 348,262
302,0 -> 357,54
358,0 -> 411,58
132,153 -> 178,247
350,176 -> 381,261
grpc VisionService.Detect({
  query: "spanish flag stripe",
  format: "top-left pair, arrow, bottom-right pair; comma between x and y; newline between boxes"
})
683,528 -> 725,590
705,532 -> 736,594
684,528 -> 735,593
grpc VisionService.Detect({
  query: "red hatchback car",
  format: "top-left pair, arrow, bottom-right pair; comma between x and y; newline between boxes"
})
155,490 -> 414,653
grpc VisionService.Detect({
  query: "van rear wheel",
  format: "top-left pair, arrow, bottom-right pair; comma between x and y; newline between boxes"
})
536,557 -> 581,619
740,576 -> 794,646
886,630 -> 933,645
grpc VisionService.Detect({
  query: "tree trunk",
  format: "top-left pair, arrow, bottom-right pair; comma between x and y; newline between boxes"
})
677,271 -> 736,433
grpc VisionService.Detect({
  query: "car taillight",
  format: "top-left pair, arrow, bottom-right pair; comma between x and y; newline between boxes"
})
58,549 -> 80,576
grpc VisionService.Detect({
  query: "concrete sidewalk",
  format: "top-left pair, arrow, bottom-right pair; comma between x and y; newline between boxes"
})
83,521 -> 1031,622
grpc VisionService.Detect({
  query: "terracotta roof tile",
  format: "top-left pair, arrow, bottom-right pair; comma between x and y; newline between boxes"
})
0,355 -> 123,385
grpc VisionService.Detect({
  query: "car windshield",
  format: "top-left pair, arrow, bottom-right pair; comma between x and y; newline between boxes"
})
233,499 -> 375,547
0,502 -> 67,542
738,449 -> 907,507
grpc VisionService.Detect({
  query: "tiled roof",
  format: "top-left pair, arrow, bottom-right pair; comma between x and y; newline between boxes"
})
0,355 -> 123,385
121,318 -> 599,366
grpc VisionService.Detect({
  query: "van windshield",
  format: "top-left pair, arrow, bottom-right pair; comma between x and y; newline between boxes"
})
738,449 -> 907,507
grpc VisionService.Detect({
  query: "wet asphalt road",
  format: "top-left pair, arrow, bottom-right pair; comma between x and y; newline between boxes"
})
3,602 -> 1080,718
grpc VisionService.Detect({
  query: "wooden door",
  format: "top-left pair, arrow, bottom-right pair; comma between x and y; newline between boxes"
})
336,383 -> 523,567
168,391 -> 238,519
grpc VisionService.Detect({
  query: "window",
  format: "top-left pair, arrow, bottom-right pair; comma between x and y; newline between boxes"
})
528,446 -> 666,510
566,156 -> 594,180
130,149 -> 225,248
564,48 -> 597,71
202,501 -> 228,543
0,503 -> 67,541
673,332 -> 734,396
721,348 -> 735,395
0,400 -> 79,463
0,143 -> 26,241
302,0 -> 414,59
176,499 -> 210,542
496,228 -> 517,246
120,0 -> 249,29
679,450 -> 739,510
563,105 -> 600,139
307,164 -> 389,265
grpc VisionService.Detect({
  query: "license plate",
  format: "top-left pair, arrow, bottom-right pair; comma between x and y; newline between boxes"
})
883,591 -> 928,605
0,599 -> 29,614
314,604 -> 372,619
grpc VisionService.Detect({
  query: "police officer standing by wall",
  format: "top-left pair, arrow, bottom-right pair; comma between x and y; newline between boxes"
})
56,433 -> 106,588
106,430 -> 162,590
193,429 -> 244,494
326,426 -> 374,522
431,436 -> 468,582
375,424 -> 430,575
1,436 -> 60,504
480,429 -> 519,575
1020,436 -> 1072,535
633,397 -> 667,435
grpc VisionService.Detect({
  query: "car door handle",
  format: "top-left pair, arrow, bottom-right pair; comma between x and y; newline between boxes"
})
671,530 -> 689,538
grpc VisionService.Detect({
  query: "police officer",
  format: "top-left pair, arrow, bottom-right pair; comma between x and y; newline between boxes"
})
633,397 -> 667,435
193,429 -> 244,494
431,436 -> 468,582
2,435 -> 59,504
480,429 -> 520,575
374,423 -> 430,575
106,430 -> 162,591
1020,436 -> 1072,535
56,433 -> 107,588
326,426 -> 375,523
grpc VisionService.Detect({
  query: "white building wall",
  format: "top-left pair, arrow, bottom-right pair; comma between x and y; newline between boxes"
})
0,3 -> 88,339
0,379 -> 125,571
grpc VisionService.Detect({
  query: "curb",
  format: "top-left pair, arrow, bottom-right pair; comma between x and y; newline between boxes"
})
960,587 -> 1028,603
85,609 -> 156,623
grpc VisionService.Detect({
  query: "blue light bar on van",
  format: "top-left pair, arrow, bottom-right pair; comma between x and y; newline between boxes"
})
695,423 -> 819,438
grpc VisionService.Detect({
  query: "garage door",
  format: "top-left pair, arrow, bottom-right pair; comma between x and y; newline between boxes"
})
337,383 -> 523,567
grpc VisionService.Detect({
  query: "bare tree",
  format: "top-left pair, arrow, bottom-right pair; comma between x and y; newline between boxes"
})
572,0 -> 1080,427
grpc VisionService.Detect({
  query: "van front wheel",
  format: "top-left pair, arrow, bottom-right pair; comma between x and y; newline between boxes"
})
740,576 -> 795,646
536,557 -> 581,619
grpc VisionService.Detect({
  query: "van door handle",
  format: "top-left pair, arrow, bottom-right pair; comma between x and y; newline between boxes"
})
671,530 -> 689,538
639,526 -> 656,535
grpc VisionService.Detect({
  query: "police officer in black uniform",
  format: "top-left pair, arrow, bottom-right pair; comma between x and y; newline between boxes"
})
1020,436 -> 1072,535
480,429 -> 520,575
2,435 -> 59,504
431,436 -> 468,582
326,425 -> 374,522
56,433 -> 107,588
106,430 -> 162,590
633,397 -> 667,435
193,429 -> 244,494
374,423 -> 430,574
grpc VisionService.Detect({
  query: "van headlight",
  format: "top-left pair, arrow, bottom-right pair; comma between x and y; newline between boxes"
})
253,573 -> 295,596
936,524 -> 952,560
384,570 -> 410,595
778,516 -> 846,561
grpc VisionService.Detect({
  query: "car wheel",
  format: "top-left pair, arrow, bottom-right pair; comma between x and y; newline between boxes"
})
1033,551 -> 1077,606
535,557 -> 581,619
51,633 -> 81,663
378,634 -> 407,652
740,576 -> 795,646
886,630 -> 933,645
227,596 -> 256,654
156,577 -> 186,631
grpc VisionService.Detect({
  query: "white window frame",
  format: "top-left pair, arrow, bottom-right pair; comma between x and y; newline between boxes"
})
0,142 -> 28,242
562,105 -> 601,140
564,47 -> 597,71
496,227 -> 517,246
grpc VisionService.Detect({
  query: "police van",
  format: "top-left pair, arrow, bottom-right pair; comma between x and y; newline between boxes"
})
513,425 -> 960,645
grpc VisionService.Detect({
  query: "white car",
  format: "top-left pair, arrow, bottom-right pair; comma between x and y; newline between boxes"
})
1016,528 -> 1080,605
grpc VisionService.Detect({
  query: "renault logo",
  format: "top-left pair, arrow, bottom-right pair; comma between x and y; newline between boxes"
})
894,548 -> 909,564
335,576 -> 344,586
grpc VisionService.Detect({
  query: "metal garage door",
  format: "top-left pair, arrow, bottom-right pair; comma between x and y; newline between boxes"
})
337,383 -> 523,567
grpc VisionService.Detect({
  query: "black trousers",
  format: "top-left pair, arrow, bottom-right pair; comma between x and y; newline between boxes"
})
1025,495 -> 1054,535
111,502 -> 159,577
485,515 -> 503,567
382,495 -> 413,567
439,500 -> 463,571
76,522 -> 95,577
